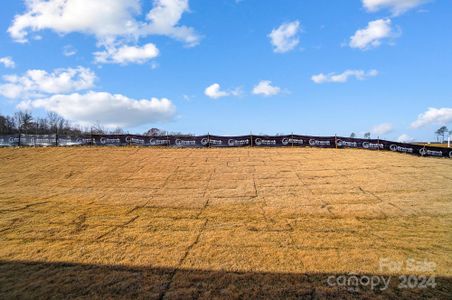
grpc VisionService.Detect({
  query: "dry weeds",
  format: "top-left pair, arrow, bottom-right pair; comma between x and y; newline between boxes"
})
0,147 -> 451,299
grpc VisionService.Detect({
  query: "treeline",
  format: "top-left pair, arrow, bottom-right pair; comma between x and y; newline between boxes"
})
0,111 -> 98,135
0,111 -> 181,136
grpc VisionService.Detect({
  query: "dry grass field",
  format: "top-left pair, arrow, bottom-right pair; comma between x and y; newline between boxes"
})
0,147 -> 451,299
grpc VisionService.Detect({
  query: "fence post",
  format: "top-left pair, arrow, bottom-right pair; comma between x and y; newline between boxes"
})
335,134 -> 337,149
35,122 -> 38,147
250,132 -> 253,147
377,136 -> 380,151
291,132 -> 294,147
208,132 -> 210,148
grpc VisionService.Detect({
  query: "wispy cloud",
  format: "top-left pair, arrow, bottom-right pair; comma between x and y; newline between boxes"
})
311,69 -> 378,84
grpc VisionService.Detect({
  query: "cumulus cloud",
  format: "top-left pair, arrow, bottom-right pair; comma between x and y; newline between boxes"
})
410,107 -> 452,129
8,0 -> 141,44
397,134 -> 414,143
349,19 -> 395,50
371,122 -> 393,135
311,69 -> 378,84
8,0 -> 199,46
142,0 -> 200,47
268,20 -> 300,53
204,83 -> 240,99
362,0 -> 429,16
0,57 -> 15,68
18,91 -> 176,128
94,43 -> 159,65
252,80 -> 281,96
0,67 -> 95,99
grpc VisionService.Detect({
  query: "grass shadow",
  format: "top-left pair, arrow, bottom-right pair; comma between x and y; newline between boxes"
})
0,260 -> 451,299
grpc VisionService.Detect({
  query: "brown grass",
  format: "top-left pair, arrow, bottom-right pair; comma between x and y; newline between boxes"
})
0,147 -> 451,299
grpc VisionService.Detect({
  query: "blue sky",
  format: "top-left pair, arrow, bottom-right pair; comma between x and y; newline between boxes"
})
0,0 -> 451,141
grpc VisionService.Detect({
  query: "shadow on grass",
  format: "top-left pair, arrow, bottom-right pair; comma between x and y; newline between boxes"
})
0,260 -> 450,299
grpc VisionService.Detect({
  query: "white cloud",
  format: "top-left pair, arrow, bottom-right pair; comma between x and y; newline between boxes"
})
311,69 -> 378,84
0,67 -> 95,99
0,57 -> 15,68
397,134 -> 414,143
349,19 -> 395,50
362,0 -> 428,16
268,20 -> 300,53
371,122 -> 393,135
204,83 -> 240,99
18,91 -> 176,128
8,0 -> 199,46
252,80 -> 281,96
94,43 -> 159,65
410,107 -> 452,129
63,45 -> 77,57
142,0 -> 200,47
205,83 -> 227,99
8,0 -> 141,44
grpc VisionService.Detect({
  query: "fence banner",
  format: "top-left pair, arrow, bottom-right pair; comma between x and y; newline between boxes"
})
18,134 -> 56,146
283,135 -> 305,146
92,135 -> 126,146
252,135 -> 283,147
305,136 -> 336,148
168,135 -> 207,148
148,136 -> 170,146
379,140 -> 450,158
251,135 -> 322,147
0,135 -> 19,146
335,137 -> 383,150
58,135 -> 91,146
0,134 -> 450,158
34,134 -> 57,146
208,135 -> 252,147
418,146 -> 451,158
19,134 -> 34,146
125,135 -> 148,146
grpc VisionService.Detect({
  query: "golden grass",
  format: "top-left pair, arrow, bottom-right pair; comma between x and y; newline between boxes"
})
418,143 -> 451,148
0,147 -> 451,298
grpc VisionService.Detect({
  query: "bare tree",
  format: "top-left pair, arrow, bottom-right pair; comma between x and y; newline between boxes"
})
110,127 -> 126,134
350,132 -> 356,138
364,132 -> 371,139
0,114 -> 8,134
47,112 -> 64,133
14,111 -> 34,134
91,122 -> 105,134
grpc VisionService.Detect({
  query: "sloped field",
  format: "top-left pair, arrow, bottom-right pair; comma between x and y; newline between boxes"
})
0,147 -> 451,299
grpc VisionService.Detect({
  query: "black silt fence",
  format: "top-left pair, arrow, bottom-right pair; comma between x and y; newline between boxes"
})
0,134 -> 450,159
